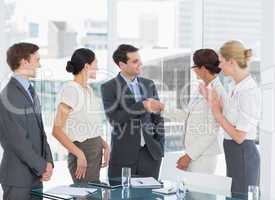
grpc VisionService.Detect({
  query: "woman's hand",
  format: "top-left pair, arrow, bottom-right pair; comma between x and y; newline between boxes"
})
199,83 -> 223,119
208,88 -> 223,119
176,154 -> 191,171
75,151 -> 87,179
101,140 -> 110,168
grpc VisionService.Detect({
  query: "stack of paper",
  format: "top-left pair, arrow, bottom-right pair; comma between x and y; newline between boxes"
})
46,185 -> 97,197
131,177 -> 162,188
152,180 -> 177,194
152,187 -> 177,194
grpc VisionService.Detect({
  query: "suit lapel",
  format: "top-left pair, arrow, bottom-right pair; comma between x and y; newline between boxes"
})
10,77 -> 33,106
10,77 -> 43,131
117,74 -> 136,102
137,77 -> 146,101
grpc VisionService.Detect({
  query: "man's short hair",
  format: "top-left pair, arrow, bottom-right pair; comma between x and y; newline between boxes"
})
112,44 -> 139,66
6,42 -> 39,71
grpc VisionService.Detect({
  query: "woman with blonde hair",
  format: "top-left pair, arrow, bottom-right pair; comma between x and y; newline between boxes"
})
201,40 -> 260,194
53,48 -> 109,183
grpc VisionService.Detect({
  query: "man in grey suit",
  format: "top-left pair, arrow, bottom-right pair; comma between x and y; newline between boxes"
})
101,44 -> 165,179
0,43 -> 53,200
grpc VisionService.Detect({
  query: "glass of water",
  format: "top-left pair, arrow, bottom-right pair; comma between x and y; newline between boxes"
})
248,185 -> 259,200
176,181 -> 187,199
121,167 -> 131,189
121,187 -> 130,199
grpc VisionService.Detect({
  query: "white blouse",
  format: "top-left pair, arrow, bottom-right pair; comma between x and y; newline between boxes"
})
222,75 -> 261,140
57,81 -> 104,142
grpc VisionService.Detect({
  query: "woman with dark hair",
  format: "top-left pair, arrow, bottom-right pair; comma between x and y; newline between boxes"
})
174,48 -> 226,174
52,48 -> 109,183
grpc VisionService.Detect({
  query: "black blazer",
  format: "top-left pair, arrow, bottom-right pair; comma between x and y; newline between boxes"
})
0,77 -> 53,187
101,74 -> 164,165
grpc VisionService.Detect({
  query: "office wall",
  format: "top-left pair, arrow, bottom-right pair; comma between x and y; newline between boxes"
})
0,0 -> 4,161
260,0 -> 275,198
0,0 -> 5,81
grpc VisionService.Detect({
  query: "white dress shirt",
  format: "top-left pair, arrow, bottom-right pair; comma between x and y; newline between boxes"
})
221,75 -> 261,140
13,74 -> 34,102
120,73 -> 145,147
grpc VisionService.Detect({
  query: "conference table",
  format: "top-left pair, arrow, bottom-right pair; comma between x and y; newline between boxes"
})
31,179 -> 250,200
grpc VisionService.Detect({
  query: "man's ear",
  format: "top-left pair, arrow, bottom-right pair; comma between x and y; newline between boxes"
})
19,58 -> 28,67
118,61 -> 126,68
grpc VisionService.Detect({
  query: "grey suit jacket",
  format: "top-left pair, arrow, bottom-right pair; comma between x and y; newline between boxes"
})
0,77 -> 53,187
101,74 -> 165,165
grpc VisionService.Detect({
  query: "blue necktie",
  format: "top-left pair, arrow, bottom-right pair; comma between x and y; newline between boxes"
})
129,83 -> 142,102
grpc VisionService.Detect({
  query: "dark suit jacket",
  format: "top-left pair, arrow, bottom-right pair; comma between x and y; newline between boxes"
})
0,77 -> 53,187
101,74 -> 165,165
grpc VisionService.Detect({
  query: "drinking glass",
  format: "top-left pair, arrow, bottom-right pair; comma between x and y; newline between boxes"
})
121,167 -> 131,189
176,181 -> 187,199
248,185 -> 259,200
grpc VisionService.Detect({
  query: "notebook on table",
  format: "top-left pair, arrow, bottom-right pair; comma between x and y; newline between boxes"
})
42,185 -> 97,199
152,187 -> 177,195
131,177 -> 162,189
152,180 -> 177,194
88,179 -> 122,189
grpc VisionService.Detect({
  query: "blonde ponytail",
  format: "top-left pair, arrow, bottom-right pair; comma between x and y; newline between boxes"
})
220,40 -> 252,69
244,48 -> 252,62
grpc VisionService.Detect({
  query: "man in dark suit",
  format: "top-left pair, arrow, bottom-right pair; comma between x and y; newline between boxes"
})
101,44 -> 165,179
0,43 -> 53,200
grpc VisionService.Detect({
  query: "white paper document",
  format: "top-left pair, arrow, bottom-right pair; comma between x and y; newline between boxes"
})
152,186 -> 177,194
131,177 -> 162,188
152,180 -> 177,194
46,185 -> 97,197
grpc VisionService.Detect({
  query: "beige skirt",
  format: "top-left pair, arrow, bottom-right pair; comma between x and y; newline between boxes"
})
68,136 -> 103,183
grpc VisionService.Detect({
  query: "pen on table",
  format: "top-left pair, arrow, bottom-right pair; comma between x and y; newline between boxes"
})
167,187 -> 174,192
87,190 -> 96,196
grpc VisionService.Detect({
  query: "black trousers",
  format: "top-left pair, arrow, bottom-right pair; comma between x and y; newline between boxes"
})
224,139 -> 260,194
1,181 -> 42,200
108,146 -> 162,180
